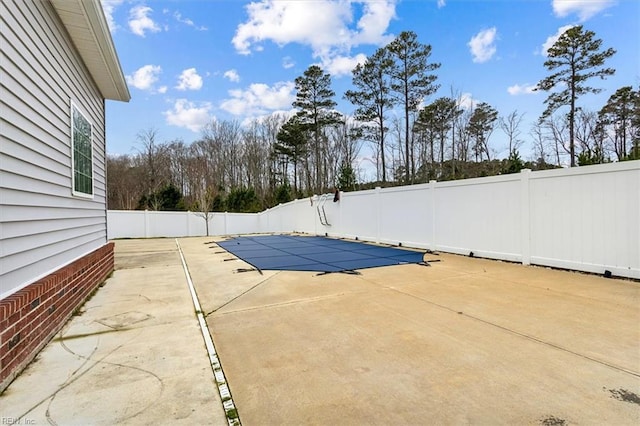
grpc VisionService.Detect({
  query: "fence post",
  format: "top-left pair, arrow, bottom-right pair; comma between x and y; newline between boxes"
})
375,187 -> 381,243
520,169 -> 531,265
144,209 -> 149,238
187,211 -> 191,236
338,191 -> 343,238
314,195 -> 318,236
266,207 -> 272,233
224,212 -> 228,235
429,180 -> 437,252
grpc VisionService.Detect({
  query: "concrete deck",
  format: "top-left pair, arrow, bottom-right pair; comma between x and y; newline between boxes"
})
2,236 -> 639,425
0,239 -> 227,425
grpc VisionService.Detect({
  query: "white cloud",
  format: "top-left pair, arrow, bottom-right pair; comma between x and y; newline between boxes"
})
240,109 -> 297,128
437,0 -> 446,8
507,83 -> 537,95
224,69 -> 241,82
176,68 -> 203,91
126,65 -> 162,91
128,5 -> 161,37
458,92 -> 478,110
158,86 -> 168,94
174,11 -> 208,31
232,0 -> 397,65
552,0 -> 614,22
220,82 -> 296,116
233,1 -> 350,54
101,0 -> 123,32
282,56 -> 295,69
174,11 -> 193,26
164,99 -> 212,132
541,25 -> 576,56
322,53 -> 368,77
468,27 -> 497,63
350,1 -> 397,46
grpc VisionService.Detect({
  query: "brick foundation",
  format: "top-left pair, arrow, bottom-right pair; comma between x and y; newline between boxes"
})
0,242 -> 114,392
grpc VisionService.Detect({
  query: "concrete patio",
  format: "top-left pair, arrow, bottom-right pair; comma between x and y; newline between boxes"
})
1,236 -> 639,425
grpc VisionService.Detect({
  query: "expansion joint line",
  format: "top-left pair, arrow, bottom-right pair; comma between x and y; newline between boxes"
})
207,272 -> 279,316
388,286 -> 640,379
175,239 -> 241,425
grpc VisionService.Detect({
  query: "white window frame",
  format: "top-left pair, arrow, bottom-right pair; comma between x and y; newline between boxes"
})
70,101 -> 94,198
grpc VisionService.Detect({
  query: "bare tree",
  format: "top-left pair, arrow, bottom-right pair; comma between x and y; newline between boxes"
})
242,119 -> 272,203
200,119 -> 243,190
106,154 -> 144,209
192,187 -> 217,236
135,127 -> 171,210
529,120 -> 550,167
454,107 -> 473,163
328,117 -> 363,189
389,114 -> 406,182
499,110 -> 525,156
541,114 -> 570,166
575,109 -> 608,164
166,139 -> 188,196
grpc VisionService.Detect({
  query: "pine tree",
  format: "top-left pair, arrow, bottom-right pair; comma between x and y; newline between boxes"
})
467,102 -> 498,162
344,47 -> 395,183
387,31 -> 440,183
293,65 -> 341,193
536,25 -> 616,166
415,97 -> 461,167
598,86 -> 639,160
274,116 -> 307,195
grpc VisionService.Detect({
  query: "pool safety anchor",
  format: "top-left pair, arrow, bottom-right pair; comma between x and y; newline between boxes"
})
316,269 -> 361,276
236,267 -> 263,275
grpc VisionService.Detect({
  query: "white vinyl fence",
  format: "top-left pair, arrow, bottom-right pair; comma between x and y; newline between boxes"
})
108,161 -> 640,279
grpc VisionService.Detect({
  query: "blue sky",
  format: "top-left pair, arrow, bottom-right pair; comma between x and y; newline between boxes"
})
103,0 -> 639,165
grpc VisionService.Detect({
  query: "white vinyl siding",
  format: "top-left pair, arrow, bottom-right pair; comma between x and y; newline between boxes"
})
0,0 -> 109,298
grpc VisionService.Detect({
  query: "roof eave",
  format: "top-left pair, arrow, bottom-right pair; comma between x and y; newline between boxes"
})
50,0 -> 130,102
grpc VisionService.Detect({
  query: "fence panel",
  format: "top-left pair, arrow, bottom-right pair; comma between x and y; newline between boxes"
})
225,213 -> 260,235
528,162 -> 640,278
378,183 -> 433,248
107,210 -> 146,239
434,175 -> 522,261
107,161 -> 640,278
339,189 -> 379,242
147,211 -> 189,237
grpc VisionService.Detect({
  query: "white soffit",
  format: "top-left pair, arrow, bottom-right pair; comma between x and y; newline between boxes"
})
49,0 -> 130,102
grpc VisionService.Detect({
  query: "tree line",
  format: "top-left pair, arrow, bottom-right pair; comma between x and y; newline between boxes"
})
107,26 -> 640,212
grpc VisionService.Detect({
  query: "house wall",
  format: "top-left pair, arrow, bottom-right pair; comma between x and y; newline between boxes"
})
0,243 -> 114,391
1,0 -> 110,298
107,161 -> 640,279
0,0 -> 116,390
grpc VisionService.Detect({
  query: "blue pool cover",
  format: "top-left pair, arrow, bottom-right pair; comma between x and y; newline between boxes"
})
217,234 -> 427,273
